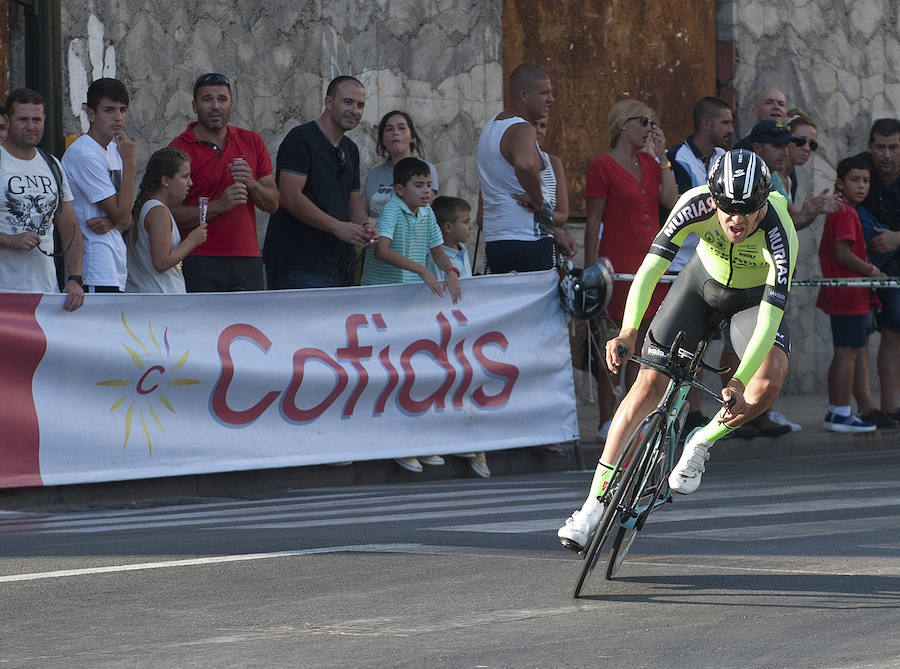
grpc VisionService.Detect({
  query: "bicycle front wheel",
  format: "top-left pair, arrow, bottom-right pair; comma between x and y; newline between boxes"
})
572,411 -> 664,598
604,414 -> 666,579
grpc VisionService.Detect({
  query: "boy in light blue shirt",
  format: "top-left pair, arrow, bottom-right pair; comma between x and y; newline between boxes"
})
427,196 -> 474,280
361,157 -> 460,303
426,195 -> 491,478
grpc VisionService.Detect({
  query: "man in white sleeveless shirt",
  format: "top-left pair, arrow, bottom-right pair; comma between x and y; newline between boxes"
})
477,64 -> 572,273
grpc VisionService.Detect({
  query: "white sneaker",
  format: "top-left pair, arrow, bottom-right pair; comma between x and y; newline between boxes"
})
467,451 -> 491,479
597,419 -> 612,442
557,501 -> 604,551
394,457 -> 423,472
669,427 -> 712,494
418,455 -> 445,466
768,410 -> 801,432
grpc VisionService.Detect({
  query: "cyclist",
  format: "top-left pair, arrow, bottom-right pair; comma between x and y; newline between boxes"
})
558,149 -> 798,551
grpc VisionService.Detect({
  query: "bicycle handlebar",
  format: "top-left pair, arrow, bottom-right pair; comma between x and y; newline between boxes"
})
613,330 -> 734,408
630,353 -> 730,406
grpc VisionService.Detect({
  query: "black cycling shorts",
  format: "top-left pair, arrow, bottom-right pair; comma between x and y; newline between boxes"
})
642,254 -> 790,365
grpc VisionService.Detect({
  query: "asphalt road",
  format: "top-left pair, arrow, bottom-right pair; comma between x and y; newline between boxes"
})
2,450 -> 899,668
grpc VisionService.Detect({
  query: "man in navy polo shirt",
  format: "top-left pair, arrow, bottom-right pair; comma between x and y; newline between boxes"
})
263,76 -> 378,289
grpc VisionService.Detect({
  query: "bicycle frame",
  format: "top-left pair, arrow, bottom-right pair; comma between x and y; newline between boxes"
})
613,330 -> 728,523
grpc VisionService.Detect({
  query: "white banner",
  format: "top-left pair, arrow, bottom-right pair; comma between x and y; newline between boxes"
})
0,271 -> 578,488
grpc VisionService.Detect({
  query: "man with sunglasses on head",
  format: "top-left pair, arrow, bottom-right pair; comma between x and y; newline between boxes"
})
169,73 -> 279,292
0,88 -> 84,311
263,75 -> 378,289
739,120 -> 838,230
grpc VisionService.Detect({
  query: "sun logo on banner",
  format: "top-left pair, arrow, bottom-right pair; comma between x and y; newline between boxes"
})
96,313 -> 201,454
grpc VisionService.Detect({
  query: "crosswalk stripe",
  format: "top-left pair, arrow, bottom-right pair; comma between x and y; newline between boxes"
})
669,514 -> 900,541
41,502 -> 576,534
0,486 -> 550,529
16,496 -> 576,535
431,495 -> 900,535
0,489 -> 569,534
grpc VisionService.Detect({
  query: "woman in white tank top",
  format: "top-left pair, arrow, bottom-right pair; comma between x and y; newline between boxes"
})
126,148 -> 207,293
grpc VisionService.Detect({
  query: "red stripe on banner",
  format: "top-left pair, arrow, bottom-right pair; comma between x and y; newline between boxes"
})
0,293 -> 46,488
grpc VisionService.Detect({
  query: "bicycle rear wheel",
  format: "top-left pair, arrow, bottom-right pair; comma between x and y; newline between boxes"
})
572,411 -> 663,598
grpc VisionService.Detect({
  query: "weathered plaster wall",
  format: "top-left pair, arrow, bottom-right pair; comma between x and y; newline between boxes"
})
718,0 -> 900,396
60,1 -> 503,242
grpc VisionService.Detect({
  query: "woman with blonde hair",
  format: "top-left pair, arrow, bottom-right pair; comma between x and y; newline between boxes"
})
783,108 -> 818,200
779,107 -> 839,230
584,98 -> 678,439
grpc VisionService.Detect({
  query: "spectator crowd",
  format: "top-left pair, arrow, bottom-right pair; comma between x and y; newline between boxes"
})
1,63 -> 899,466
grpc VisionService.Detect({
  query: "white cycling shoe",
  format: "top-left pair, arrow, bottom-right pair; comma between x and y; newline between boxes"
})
557,500 -> 604,551
669,427 -> 713,494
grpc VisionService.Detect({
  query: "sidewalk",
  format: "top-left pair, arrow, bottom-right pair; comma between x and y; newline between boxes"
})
1,389 -> 896,510
576,389 -> 900,468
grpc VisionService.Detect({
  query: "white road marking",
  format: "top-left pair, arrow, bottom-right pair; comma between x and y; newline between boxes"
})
0,544 -> 449,583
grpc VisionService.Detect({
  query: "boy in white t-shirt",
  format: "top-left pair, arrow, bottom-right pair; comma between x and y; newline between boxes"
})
62,78 -> 136,292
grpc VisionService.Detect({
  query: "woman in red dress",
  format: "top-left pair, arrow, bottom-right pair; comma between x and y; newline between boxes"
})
584,99 -> 678,439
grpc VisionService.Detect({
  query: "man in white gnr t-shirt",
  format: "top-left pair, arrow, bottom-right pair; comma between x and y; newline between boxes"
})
0,88 -> 84,310
62,78 -> 136,293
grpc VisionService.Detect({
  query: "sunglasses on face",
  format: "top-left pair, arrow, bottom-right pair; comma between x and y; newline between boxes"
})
627,115 -> 651,127
794,137 -> 818,151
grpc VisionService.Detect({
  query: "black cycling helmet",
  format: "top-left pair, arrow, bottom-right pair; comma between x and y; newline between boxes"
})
559,258 -> 613,319
708,149 -> 772,216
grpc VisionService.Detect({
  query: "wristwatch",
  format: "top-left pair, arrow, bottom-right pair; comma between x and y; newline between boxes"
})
66,274 -> 85,289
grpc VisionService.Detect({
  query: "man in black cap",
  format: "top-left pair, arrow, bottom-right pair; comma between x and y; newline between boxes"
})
738,120 -> 837,230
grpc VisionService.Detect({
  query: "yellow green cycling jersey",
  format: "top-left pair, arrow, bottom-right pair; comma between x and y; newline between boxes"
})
622,186 -> 798,385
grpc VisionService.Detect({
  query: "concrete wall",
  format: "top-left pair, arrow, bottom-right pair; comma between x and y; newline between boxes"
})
59,1 -> 503,237
718,0 -> 900,395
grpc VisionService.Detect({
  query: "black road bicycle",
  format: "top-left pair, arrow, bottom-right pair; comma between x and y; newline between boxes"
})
572,322 -> 732,599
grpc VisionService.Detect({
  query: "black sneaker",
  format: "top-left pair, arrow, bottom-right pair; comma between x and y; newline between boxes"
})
860,409 -> 900,429
747,413 -> 792,438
